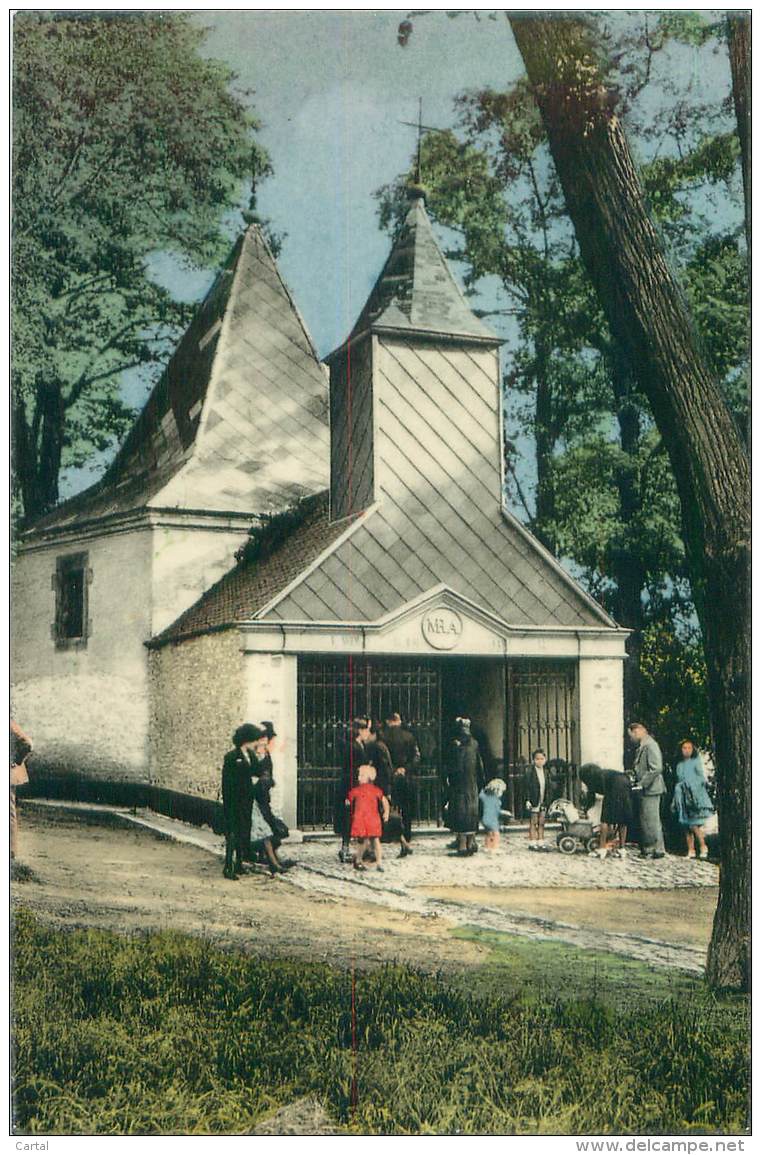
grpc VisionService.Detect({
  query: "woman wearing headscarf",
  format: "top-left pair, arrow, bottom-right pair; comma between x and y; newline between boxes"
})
447,717 -> 483,857
671,739 -> 715,860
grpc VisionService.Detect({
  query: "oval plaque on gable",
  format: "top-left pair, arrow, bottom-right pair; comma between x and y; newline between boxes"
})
421,607 -> 463,650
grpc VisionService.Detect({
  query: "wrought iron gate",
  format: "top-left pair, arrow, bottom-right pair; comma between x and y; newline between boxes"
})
297,657 -> 442,828
504,660 -> 580,816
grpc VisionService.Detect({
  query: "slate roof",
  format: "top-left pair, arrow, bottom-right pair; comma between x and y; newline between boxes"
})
29,225 -> 329,535
150,192 -> 618,644
260,503 -> 615,628
148,492 -> 361,647
329,192 -> 499,357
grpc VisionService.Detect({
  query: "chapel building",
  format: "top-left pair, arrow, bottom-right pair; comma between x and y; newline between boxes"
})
11,190 -> 628,830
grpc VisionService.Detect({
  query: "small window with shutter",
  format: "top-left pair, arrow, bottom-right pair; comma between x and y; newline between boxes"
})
53,552 -> 91,648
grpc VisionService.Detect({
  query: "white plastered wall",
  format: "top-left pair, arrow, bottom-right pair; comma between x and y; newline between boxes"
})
11,517 -> 250,783
149,522 -> 248,635
578,657 -> 625,772
243,650 -> 299,830
11,528 -> 154,778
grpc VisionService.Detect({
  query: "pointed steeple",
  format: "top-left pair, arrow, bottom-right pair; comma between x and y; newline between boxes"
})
326,188 -> 502,523
31,220 -> 330,532
339,188 -> 499,351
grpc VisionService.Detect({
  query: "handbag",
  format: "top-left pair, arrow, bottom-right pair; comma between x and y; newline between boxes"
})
270,816 -> 289,841
383,805 -> 403,842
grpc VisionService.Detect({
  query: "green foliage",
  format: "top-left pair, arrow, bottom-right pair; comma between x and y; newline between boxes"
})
640,617 -> 712,758
12,12 -> 270,520
234,495 -> 319,566
549,433 -> 684,580
379,13 -> 747,724
13,912 -> 748,1134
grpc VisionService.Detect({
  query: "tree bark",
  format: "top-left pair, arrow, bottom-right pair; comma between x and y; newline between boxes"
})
13,380 -> 65,523
509,13 -> 750,989
533,338 -> 557,552
726,14 -> 750,256
610,376 -> 646,721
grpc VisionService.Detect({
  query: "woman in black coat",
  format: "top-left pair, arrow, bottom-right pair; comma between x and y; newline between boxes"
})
580,762 -> 633,860
447,718 -> 483,856
221,723 -> 265,880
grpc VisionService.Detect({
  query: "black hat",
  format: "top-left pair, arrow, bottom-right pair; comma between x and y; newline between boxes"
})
233,723 -> 265,748
260,720 -> 276,740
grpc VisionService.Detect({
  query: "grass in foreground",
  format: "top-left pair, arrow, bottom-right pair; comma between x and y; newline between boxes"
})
450,926 -> 709,1007
12,910 -> 748,1135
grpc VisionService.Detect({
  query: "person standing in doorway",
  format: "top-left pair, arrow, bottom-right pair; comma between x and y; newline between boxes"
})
524,749 -> 549,850
628,722 -> 666,859
479,777 -> 507,851
365,720 -> 393,797
346,764 -> 390,872
447,717 -> 483,856
335,718 -> 371,863
381,712 -> 420,856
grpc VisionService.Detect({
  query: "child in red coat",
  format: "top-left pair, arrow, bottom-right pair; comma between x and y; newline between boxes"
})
346,764 -> 390,872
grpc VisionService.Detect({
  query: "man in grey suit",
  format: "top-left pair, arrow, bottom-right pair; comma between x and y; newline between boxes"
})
628,722 -> 666,859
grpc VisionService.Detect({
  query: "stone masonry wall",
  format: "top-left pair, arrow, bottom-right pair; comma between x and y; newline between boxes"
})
148,630 -> 246,800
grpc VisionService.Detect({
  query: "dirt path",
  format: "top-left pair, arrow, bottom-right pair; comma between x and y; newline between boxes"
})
11,809 -> 487,973
13,806 -> 717,976
420,886 -> 717,949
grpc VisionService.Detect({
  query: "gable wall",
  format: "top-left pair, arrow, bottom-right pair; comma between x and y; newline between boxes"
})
150,523 -> 249,636
11,528 -> 154,779
11,517 -> 251,780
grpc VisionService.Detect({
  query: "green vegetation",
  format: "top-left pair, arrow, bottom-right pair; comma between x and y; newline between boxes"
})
13,12 -> 270,522
13,912 -> 748,1135
450,926 -> 703,1008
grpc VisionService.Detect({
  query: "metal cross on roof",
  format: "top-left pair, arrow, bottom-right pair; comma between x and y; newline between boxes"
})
399,98 -> 447,184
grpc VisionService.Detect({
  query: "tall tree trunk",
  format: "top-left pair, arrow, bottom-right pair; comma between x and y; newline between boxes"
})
726,14 -> 750,256
510,13 -> 750,989
533,339 -> 557,551
610,380 -> 646,721
12,380 -> 65,524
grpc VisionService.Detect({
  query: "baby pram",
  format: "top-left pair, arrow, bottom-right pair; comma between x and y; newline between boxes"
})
546,798 -> 600,855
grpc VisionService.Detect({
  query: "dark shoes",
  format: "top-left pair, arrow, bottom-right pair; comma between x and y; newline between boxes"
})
223,865 -> 238,880
399,845 -> 413,858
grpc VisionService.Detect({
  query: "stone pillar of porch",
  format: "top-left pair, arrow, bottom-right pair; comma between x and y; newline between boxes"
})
578,657 -> 625,772
243,651 -> 300,836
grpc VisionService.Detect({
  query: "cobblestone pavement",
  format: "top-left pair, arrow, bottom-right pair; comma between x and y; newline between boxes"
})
291,834 -> 718,893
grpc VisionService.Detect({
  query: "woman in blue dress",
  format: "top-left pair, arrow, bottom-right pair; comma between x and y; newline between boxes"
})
671,740 -> 715,860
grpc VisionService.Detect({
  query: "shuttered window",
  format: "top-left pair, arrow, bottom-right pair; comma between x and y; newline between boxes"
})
53,552 -> 91,648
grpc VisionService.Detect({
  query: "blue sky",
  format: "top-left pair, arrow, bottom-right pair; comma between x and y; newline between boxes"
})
60,11 -> 737,501
198,10 -> 524,357
63,10 -> 526,496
